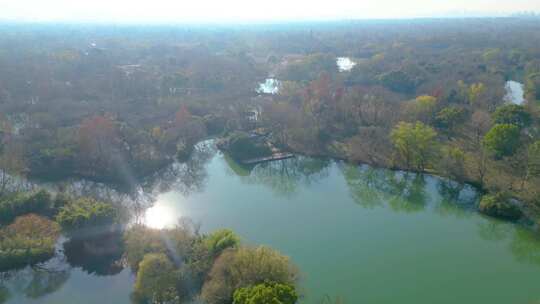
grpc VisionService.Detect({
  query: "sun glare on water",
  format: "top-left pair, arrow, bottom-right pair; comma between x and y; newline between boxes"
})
144,200 -> 179,229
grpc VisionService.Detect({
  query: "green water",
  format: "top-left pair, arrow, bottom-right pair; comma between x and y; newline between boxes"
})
148,152 -> 540,304
3,144 -> 540,303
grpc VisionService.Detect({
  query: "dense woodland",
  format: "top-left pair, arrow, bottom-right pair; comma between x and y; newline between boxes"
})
0,18 -> 540,303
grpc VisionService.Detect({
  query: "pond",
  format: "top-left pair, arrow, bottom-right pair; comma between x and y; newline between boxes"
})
504,80 -> 526,105
336,57 -> 356,72
2,142 -> 540,303
256,78 -> 280,94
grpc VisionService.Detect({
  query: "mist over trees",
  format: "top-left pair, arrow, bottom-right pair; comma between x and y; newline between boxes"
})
0,17 -> 540,303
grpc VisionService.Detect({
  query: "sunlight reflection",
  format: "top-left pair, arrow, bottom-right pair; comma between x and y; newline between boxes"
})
144,199 -> 179,229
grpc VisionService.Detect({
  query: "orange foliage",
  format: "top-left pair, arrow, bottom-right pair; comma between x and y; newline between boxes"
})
4,214 -> 60,239
78,115 -> 118,160
175,105 -> 191,127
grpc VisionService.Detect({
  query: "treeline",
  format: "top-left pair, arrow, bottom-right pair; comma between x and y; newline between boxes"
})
261,65 -> 539,219
0,186 -> 301,304
0,189 -> 118,271
0,19 -> 539,214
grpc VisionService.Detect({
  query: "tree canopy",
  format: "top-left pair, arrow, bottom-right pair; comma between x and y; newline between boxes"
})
492,104 -> 532,129
390,122 -> 438,171
483,124 -> 521,158
233,282 -> 298,304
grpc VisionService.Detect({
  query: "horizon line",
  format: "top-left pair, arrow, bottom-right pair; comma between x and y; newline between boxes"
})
0,13 -> 539,27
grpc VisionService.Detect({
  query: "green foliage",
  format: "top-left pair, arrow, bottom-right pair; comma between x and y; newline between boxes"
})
0,214 -> 60,270
201,246 -> 298,304
203,229 -> 240,257
525,73 -> 540,102
124,226 -> 168,271
528,140 -> 540,178
125,226 -> 294,304
123,223 -> 224,289
408,95 -> 437,122
55,197 -> 116,231
219,132 -> 272,161
378,70 -> 417,94
414,95 -> 437,110
468,83 -> 485,104
483,124 -> 521,158
438,146 -> 466,181
508,49 -> 526,65
132,253 -> 182,304
0,190 -> 52,223
390,121 -> 438,171
479,193 -> 522,221
482,48 -> 501,62
233,282 -> 298,304
492,104 -> 532,129
346,61 -> 378,85
435,106 -> 466,133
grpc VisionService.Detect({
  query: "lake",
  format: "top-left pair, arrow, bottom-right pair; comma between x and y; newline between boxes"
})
336,57 -> 356,72
504,80 -> 526,105
257,78 -> 280,94
2,142 -> 540,303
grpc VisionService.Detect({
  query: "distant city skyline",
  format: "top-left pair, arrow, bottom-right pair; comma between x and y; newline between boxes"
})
0,0 -> 539,23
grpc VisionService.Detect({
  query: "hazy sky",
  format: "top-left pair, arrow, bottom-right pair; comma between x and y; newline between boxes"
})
0,0 -> 539,23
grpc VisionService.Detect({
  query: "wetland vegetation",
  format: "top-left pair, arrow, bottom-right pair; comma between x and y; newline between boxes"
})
0,17 -> 539,303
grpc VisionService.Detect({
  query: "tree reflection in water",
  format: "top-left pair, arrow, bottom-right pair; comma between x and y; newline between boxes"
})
146,140 -> 216,196
63,230 -> 125,276
341,163 -> 481,215
341,164 -> 429,212
0,229 -> 129,303
477,219 -> 512,242
435,180 -> 478,219
0,285 -> 9,303
477,217 -> 540,267
510,228 -> 540,266
0,248 -> 70,302
225,156 -> 331,197
37,140 -> 217,225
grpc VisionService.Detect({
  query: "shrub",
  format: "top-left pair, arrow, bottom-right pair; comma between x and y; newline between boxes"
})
0,214 -> 60,270
124,225 -> 168,271
201,246 -> 299,304
124,222 -> 203,272
0,190 -> 52,223
55,197 -> 116,231
233,282 -> 298,304
203,229 -> 240,257
185,229 -> 242,289
132,253 -> 183,304
479,193 -> 522,221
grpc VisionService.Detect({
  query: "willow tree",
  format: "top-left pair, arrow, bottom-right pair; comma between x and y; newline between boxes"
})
407,95 -> 437,123
390,121 -> 438,171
